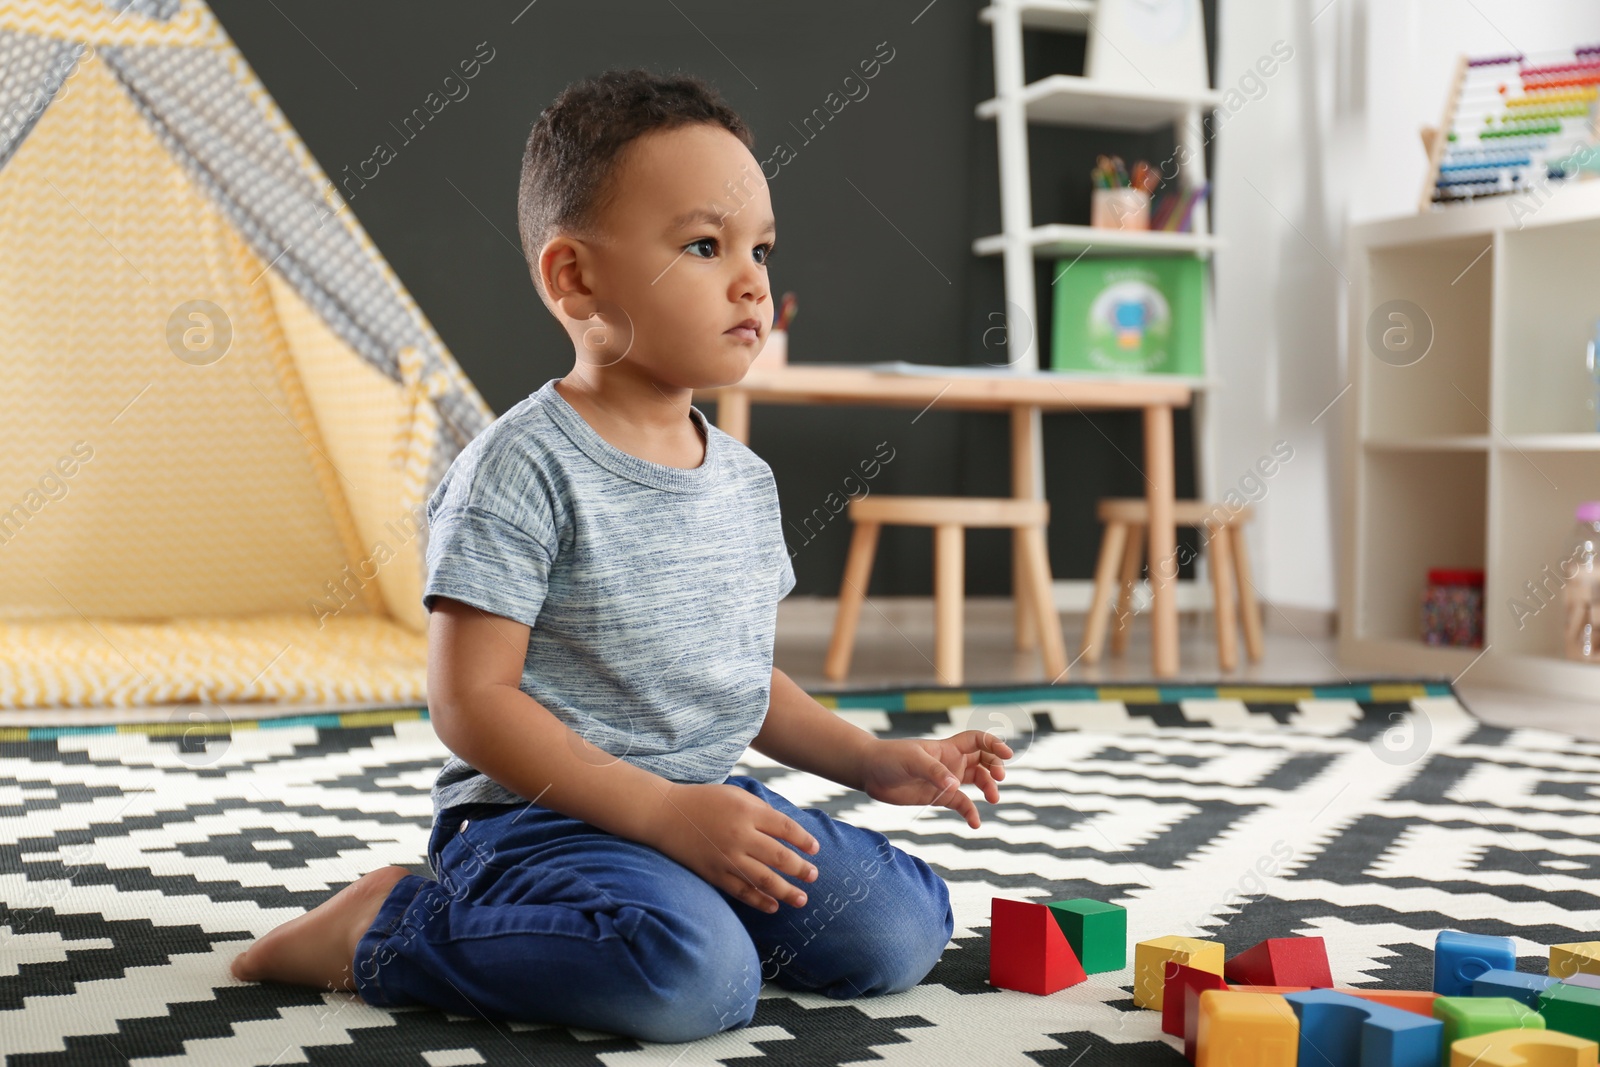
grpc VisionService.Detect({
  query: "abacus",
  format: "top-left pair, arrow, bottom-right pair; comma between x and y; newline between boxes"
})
1420,45 -> 1600,211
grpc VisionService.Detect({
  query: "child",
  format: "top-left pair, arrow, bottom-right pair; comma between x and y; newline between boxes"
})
229,68 -> 1014,1045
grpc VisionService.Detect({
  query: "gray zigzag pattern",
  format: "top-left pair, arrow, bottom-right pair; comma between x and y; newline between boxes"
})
92,38 -> 491,483
0,29 -> 85,171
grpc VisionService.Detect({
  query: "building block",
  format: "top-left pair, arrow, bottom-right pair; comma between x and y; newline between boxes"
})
1284,988 -> 1444,1067
1135,936 -> 1225,1010
1476,970 -> 1561,1009
1541,984 -> 1600,1043
988,897 -> 1087,995
1047,899 -> 1127,974
1338,989 -> 1442,1018
1194,990 -> 1299,1067
1164,963 -> 1228,1038
1436,932 -> 1519,997
1436,996 -> 1546,1063
1565,975 -> 1600,992
1448,1029 -> 1598,1066
1553,945 -> 1600,981
1226,936 -> 1335,988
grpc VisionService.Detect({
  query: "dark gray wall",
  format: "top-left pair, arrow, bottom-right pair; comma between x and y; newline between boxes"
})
208,0 -> 1213,596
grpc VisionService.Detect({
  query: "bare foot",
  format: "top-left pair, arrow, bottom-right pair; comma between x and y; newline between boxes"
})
230,865 -> 414,992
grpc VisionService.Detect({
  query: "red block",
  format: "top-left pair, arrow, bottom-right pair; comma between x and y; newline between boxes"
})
1182,983 -> 1213,1062
989,897 -> 1088,995
1223,936 -> 1333,988
1163,963 -> 1228,1037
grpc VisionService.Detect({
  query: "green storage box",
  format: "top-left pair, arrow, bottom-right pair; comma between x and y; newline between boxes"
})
1050,255 -> 1206,376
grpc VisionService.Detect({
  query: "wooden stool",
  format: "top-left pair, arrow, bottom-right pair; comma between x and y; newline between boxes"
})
1080,498 -> 1265,672
823,496 -> 1069,687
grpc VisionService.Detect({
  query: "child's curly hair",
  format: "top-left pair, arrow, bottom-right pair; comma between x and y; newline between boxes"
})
517,68 -> 752,304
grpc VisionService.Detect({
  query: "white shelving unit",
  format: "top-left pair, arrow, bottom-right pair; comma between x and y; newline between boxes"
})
975,0 -> 1221,615
1341,180 -> 1600,701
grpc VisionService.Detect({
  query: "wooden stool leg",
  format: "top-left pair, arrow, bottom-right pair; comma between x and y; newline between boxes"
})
1013,532 -> 1036,652
1079,521 -> 1128,665
1020,525 -> 1069,681
1233,524 -> 1266,664
934,524 -> 965,687
1208,525 -> 1239,673
823,521 -> 880,681
1110,523 -> 1145,658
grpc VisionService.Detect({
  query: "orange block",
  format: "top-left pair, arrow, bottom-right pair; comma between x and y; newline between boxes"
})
1336,988 -> 1441,1018
989,898 -> 1087,995
1195,990 -> 1299,1067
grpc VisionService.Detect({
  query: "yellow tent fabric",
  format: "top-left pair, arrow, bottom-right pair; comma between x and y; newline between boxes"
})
0,0 -> 493,710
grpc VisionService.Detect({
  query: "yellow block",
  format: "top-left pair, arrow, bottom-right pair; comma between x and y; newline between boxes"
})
1134,935 -> 1225,1010
1552,944 -> 1600,980
1195,991 -> 1299,1067
1451,1029 -> 1599,1066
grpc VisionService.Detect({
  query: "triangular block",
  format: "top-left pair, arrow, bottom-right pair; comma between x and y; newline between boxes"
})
1225,937 -> 1333,988
989,897 -> 1088,995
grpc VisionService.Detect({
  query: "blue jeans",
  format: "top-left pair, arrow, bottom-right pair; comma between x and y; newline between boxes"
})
352,774 -> 954,1044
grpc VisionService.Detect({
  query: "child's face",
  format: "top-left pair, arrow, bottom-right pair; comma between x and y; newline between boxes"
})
547,123 -> 775,389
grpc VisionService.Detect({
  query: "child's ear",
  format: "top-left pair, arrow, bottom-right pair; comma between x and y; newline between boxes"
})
541,235 -> 596,320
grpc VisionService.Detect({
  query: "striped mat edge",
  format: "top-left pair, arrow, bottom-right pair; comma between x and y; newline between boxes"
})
0,681 -> 1456,741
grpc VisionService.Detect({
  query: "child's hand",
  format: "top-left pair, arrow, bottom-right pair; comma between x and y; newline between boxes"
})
860,731 -> 1014,828
646,782 -> 821,914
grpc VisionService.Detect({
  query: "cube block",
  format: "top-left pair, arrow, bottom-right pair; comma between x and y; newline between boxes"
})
1135,936 -> 1225,1011
1047,898 -> 1127,974
1542,984 -> 1600,1043
1435,996 -> 1546,1063
1195,991 -> 1299,1067
1435,931 -> 1518,997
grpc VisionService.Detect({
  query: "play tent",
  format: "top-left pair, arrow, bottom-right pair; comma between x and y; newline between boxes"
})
0,0 -> 495,710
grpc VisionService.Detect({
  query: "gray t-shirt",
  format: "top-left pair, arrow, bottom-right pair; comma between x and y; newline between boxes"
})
422,377 -> 795,817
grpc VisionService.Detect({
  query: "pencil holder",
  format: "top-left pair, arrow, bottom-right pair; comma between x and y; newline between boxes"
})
751,327 -> 787,370
1091,188 -> 1151,230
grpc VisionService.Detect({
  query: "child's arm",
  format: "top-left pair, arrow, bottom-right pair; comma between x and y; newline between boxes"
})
749,668 -> 879,791
753,667 -> 1014,828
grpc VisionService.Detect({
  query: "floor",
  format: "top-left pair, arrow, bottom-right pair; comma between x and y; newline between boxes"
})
775,595 -> 1600,742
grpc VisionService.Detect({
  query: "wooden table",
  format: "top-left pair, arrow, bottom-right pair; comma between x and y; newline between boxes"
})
695,363 -> 1193,678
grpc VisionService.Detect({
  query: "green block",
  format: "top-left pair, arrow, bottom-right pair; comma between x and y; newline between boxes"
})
1433,996 -> 1544,1066
1045,899 -> 1126,974
1540,983 -> 1600,1042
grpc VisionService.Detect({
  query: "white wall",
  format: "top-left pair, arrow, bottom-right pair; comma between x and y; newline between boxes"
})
1212,0 -> 1600,613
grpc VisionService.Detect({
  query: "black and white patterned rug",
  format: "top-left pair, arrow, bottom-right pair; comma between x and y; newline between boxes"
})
3,681 -> 1596,1066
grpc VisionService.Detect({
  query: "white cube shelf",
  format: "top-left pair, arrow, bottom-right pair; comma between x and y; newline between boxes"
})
1342,181 -> 1600,701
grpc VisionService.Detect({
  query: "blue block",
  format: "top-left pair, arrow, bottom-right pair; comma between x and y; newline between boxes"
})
1434,931 -> 1517,997
1473,968 -> 1558,1007
1284,989 -> 1443,1067
1566,972 -> 1600,991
